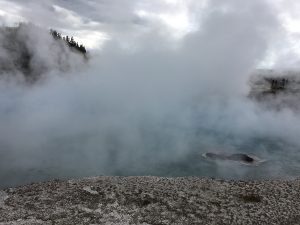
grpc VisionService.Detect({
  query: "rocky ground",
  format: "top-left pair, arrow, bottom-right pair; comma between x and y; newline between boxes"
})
1,176 -> 300,225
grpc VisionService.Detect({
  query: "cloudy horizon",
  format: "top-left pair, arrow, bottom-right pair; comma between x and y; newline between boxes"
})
0,0 -> 298,67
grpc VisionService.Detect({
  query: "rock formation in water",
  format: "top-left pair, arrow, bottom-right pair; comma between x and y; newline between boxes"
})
203,152 -> 262,165
249,70 -> 300,111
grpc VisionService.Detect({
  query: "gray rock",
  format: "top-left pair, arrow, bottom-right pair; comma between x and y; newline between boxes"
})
1,176 -> 300,225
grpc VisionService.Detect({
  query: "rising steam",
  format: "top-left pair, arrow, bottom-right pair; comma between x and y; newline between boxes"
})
0,0 -> 300,187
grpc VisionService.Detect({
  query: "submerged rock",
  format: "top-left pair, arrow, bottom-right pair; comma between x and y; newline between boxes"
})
227,153 -> 255,163
203,152 -> 264,165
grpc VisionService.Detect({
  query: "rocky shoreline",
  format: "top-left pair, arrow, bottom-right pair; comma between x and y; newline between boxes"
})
1,176 -> 300,225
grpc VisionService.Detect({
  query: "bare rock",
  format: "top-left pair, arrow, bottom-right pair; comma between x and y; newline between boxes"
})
1,176 -> 300,224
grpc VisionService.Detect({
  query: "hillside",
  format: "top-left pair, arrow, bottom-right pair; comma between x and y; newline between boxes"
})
0,23 -> 88,82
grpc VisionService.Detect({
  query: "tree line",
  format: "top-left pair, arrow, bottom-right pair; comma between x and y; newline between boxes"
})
0,24 -> 89,82
50,29 -> 87,55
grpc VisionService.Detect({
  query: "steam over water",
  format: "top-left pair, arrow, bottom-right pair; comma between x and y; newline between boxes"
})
1,0 -> 300,188
1,72 -> 300,188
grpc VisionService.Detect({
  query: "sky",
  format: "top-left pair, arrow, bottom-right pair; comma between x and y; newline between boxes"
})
0,0 -> 300,68
1,0 -> 300,186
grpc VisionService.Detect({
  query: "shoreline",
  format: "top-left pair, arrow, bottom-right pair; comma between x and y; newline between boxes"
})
1,176 -> 300,224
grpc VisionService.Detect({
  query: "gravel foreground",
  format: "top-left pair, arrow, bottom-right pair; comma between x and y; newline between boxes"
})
1,176 -> 300,225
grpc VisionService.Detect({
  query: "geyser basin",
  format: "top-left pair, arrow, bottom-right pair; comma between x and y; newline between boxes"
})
0,131 -> 299,189
1,18 -> 300,188
1,80 -> 300,188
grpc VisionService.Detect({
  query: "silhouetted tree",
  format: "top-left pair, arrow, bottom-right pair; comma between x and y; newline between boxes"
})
50,29 -> 88,55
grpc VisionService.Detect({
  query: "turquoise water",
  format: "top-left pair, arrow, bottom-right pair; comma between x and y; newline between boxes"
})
1,128 -> 299,189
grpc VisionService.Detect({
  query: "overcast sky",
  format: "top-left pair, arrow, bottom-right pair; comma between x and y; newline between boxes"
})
0,0 -> 300,68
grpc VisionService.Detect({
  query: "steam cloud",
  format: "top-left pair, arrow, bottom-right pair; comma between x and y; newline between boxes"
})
0,0 -> 300,187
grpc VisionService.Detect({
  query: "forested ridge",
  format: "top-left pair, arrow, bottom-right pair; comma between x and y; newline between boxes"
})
0,23 -> 88,82
50,29 -> 87,55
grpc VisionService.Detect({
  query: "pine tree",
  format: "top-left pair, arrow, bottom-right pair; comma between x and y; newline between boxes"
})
49,29 -> 87,55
